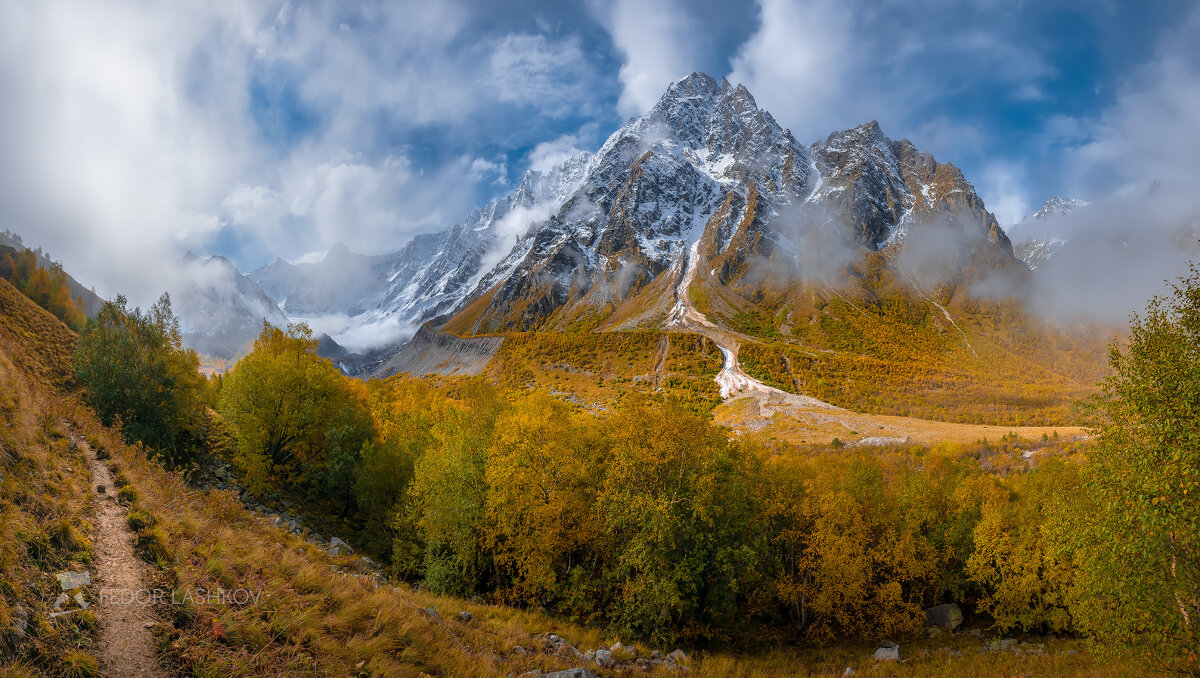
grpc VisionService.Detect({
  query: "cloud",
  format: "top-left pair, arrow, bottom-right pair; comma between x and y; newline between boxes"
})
527,134 -> 585,172
1065,6 -> 1200,196
591,0 -> 704,117
466,156 -> 509,185
725,0 -> 1058,146
222,184 -> 281,225
727,0 -> 860,141
489,33 -> 594,115
977,162 -> 1031,228
0,0 -> 607,305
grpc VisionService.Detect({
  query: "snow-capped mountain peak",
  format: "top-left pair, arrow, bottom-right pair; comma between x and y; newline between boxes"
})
1011,196 -> 1091,270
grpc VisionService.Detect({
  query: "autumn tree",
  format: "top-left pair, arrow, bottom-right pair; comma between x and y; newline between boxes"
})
968,459 -> 1076,633
74,293 -> 206,464
484,390 -> 602,606
400,378 -> 503,594
597,395 -> 765,643
1064,263 -> 1200,667
217,322 -> 373,504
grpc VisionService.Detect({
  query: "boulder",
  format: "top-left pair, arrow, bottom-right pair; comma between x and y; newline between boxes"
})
668,649 -> 688,663
421,607 -> 440,620
457,611 -> 474,623
544,670 -> 598,678
924,603 -> 963,631
593,649 -> 616,667
330,537 -> 354,553
874,640 -> 899,662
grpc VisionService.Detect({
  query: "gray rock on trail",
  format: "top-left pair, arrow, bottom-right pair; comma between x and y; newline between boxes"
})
874,640 -> 900,661
924,602 -> 964,631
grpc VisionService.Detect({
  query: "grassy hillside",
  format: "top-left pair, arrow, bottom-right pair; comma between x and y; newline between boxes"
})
690,257 -> 1113,426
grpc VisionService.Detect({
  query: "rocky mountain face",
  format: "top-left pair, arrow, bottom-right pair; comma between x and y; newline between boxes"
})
249,152 -> 591,349
810,121 -> 1013,252
171,253 -> 289,359
445,72 -> 1020,335
1011,196 -> 1091,270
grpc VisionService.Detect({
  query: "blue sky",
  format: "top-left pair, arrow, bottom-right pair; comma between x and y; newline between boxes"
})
1,0 -> 1198,301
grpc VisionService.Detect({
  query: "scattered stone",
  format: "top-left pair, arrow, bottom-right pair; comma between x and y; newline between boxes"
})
927,627 -> 943,639
512,646 -> 528,656
421,607 -> 440,620
457,611 -> 474,623
56,570 -> 91,591
543,670 -> 597,678
874,640 -> 900,662
924,603 -> 964,631
330,537 -> 354,554
11,604 -> 28,638
843,668 -> 855,676
593,649 -> 616,667
668,649 -> 688,663
650,650 -> 664,661
96,485 -> 106,494
983,637 -> 1018,653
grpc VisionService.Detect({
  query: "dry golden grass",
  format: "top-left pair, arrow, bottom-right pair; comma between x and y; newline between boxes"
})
0,290 -> 102,675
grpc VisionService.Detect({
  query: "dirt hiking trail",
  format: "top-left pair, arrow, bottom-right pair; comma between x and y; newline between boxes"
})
79,434 -> 168,677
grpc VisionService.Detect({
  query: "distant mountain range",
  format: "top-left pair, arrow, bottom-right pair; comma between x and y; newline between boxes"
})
160,74 -> 1085,362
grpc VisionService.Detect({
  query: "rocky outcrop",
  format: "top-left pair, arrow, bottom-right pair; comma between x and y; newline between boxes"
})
370,324 -> 502,379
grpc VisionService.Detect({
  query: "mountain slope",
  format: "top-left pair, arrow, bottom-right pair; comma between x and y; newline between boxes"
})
171,253 -> 289,359
1,230 -> 105,316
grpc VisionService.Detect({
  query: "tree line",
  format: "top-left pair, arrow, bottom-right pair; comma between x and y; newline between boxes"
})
70,268 -> 1200,669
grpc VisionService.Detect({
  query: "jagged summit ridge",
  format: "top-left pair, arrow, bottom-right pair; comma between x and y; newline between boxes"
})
447,73 -> 1017,334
